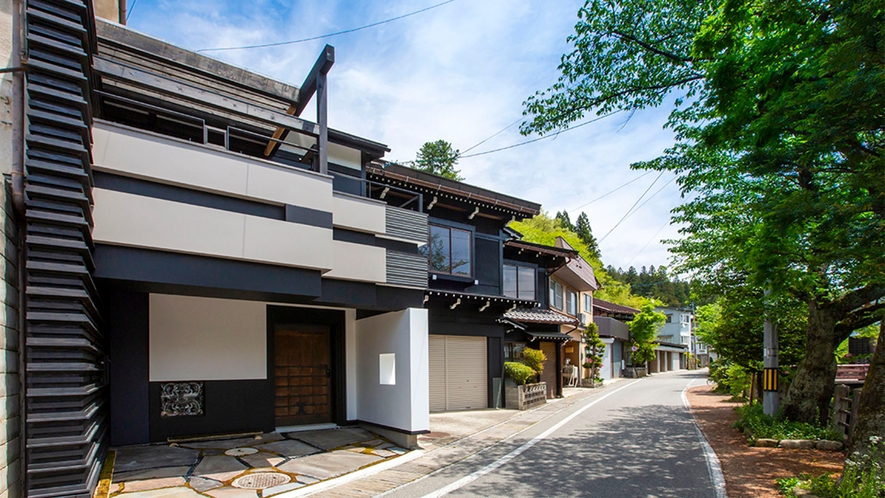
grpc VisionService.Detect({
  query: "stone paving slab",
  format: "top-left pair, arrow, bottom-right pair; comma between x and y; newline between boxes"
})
205,487 -> 259,498
289,427 -> 374,450
115,487 -> 204,498
277,449 -> 383,479
120,477 -> 186,493
112,466 -> 191,482
192,455 -> 248,482
255,439 -> 321,458
239,452 -> 285,468
114,445 -> 200,472
188,476 -> 224,492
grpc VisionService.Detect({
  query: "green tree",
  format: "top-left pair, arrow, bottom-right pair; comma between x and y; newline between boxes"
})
509,213 -> 641,307
627,302 -> 666,367
554,211 -> 575,232
575,212 -> 601,259
582,322 -> 606,386
410,140 -> 464,181
522,0 -> 885,432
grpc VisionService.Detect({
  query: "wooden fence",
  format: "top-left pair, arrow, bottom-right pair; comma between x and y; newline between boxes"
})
832,384 -> 864,441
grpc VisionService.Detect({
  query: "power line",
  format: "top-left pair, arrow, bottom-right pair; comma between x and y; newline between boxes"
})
623,175 -> 677,220
598,171 -> 665,243
126,0 -> 138,22
198,0 -> 456,53
569,171 -> 652,212
461,117 -> 523,154
460,111 -> 620,158
625,218 -> 671,267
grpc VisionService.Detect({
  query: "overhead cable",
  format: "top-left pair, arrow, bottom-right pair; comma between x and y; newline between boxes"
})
598,171 -> 665,243
198,0 -> 457,52
460,111 -> 620,158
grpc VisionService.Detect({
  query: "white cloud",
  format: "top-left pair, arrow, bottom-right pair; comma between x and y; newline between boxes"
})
128,0 -> 687,272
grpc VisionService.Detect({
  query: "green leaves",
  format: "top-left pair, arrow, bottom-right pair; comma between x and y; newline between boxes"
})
410,140 -> 464,181
522,0 -> 714,135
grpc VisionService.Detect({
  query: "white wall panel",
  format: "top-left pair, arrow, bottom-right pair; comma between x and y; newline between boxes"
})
93,188 -> 334,271
324,241 -> 386,283
149,295 -> 266,381
332,193 -> 385,234
93,122 -> 333,211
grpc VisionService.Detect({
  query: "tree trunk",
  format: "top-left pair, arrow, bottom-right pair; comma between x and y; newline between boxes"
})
782,302 -> 840,425
846,320 -> 885,462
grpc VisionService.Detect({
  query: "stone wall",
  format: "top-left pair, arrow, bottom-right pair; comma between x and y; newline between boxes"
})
0,0 -> 22,496
0,185 -> 21,498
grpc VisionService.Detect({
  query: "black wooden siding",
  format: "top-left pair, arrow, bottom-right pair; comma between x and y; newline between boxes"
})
23,0 -> 107,496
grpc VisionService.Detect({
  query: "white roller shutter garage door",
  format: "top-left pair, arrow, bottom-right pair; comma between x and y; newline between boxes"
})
428,335 -> 487,412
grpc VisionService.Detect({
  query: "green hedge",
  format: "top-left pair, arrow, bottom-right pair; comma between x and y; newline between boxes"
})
504,361 -> 535,386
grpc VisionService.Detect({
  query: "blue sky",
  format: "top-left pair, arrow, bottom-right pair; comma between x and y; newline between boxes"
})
126,0 -> 684,272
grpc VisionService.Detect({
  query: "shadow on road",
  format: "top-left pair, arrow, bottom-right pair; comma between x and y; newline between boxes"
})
452,403 -> 715,498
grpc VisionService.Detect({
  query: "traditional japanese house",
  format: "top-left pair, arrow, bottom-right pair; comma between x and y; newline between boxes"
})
366,163 -> 542,411
4,2 -> 434,495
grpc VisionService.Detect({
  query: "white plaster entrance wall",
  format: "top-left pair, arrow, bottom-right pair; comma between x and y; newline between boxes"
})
149,294 -> 267,381
354,308 -> 429,433
600,338 -> 615,381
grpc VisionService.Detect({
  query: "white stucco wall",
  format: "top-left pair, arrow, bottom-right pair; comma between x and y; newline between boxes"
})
149,294 -> 267,382
354,308 -> 429,433
599,338 -> 614,381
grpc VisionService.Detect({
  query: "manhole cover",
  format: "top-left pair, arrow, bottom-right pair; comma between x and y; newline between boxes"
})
232,473 -> 291,489
224,447 -> 258,456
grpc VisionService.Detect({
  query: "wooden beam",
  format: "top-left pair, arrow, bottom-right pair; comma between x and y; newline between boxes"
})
264,45 -> 335,159
95,57 -> 319,135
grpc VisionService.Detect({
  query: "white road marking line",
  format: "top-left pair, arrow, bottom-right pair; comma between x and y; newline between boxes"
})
419,381 -> 640,498
682,381 -> 728,498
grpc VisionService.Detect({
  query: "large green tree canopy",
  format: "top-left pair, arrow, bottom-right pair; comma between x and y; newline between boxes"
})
522,0 -> 884,431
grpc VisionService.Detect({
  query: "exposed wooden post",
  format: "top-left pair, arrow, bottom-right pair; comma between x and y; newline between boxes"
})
317,69 -> 328,175
263,45 -> 334,160
848,387 -> 863,440
833,384 -> 851,440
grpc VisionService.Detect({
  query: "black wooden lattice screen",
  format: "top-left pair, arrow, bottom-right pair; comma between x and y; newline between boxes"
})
22,0 -> 107,496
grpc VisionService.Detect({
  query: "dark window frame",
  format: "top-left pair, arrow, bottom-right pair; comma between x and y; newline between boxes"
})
503,263 -> 536,300
423,222 -> 474,277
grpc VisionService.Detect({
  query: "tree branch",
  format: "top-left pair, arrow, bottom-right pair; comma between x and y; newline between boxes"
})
829,284 -> 885,316
834,302 -> 885,338
611,30 -> 695,63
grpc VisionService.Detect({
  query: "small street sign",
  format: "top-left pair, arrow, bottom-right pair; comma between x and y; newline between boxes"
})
631,346 -> 638,352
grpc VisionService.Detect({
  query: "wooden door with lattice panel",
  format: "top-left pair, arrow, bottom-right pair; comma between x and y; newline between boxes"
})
274,324 -> 331,426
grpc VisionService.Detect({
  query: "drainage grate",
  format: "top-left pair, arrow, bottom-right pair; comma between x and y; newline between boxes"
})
232,473 -> 291,489
224,447 -> 259,456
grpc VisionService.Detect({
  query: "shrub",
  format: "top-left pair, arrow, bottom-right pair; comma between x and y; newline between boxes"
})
504,361 -> 535,386
523,347 -> 546,374
734,403 -> 843,441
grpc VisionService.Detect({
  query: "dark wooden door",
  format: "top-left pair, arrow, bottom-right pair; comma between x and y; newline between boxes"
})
274,324 -> 332,426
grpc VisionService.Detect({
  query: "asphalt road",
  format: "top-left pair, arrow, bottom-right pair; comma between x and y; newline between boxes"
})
383,370 -> 721,498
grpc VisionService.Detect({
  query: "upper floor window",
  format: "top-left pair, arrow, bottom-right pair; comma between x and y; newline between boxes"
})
583,294 -> 591,313
504,264 -> 536,300
549,280 -> 563,310
566,289 -> 577,316
680,314 -> 690,324
666,314 -> 673,324
425,224 -> 472,276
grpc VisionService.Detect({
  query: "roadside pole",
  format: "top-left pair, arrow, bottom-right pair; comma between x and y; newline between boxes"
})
763,290 -> 778,416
